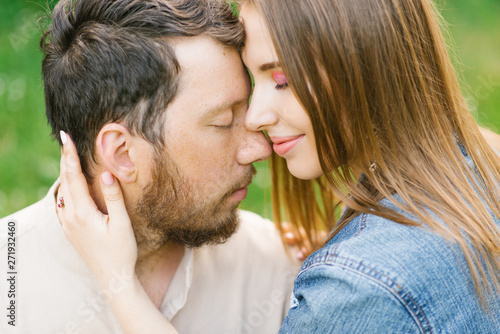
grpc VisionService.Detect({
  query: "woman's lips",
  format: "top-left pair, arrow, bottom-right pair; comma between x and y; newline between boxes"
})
270,135 -> 304,156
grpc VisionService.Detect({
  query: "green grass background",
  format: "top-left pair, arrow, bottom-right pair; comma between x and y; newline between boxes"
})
0,0 -> 499,218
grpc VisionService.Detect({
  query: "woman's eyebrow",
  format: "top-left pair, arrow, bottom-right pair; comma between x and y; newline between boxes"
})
259,62 -> 280,71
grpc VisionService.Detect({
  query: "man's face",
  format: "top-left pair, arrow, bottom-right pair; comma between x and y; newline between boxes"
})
131,36 -> 272,249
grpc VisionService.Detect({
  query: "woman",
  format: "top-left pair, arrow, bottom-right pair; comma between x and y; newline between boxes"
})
59,0 -> 500,332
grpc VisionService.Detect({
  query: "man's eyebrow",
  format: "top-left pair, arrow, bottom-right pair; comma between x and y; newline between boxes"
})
259,62 -> 280,72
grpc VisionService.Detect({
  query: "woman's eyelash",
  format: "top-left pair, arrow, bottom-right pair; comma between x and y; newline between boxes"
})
272,71 -> 288,90
275,83 -> 289,90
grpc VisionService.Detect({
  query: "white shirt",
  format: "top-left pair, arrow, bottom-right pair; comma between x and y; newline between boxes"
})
0,181 -> 297,334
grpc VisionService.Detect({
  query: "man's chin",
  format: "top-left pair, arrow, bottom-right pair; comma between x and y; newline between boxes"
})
138,207 -> 240,249
171,208 -> 240,248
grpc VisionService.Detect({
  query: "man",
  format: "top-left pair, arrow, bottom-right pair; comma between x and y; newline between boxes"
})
0,0 -> 296,333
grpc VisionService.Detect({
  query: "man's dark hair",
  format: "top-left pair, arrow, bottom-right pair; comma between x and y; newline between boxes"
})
40,0 -> 244,178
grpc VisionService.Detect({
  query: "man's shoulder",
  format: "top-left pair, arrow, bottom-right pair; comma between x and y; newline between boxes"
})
0,197 -> 48,221
233,209 -> 290,257
0,197 -> 51,248
182,210 -> 296,333
1,180 -> 58,222
195,209 -> 296,269
236,209 -> 280,241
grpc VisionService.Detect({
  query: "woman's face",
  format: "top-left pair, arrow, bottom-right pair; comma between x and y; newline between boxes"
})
240,4 -> 323,180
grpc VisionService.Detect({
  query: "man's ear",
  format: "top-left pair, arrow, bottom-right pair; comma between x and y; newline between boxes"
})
96,123 -> 139,184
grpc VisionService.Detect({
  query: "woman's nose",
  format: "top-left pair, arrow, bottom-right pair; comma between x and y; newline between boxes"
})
245,88 -> 279,132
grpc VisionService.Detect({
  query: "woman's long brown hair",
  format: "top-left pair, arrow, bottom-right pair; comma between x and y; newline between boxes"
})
240,0 -> 500,307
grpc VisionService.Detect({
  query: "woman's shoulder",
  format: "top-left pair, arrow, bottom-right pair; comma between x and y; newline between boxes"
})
288,211 -> 498,333
301,211 -> 452,282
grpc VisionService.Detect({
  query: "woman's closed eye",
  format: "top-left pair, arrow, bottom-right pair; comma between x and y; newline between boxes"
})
272,71 -> 289,90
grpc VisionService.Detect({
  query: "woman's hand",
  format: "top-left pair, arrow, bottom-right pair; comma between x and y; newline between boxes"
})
282,223 -> 327,261
57,131 -> 137,288
57,131 -> 179,334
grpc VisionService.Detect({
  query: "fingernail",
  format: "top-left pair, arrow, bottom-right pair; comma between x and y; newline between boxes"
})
297,251 -> 304,260
60,131 -> 67,145
284,232 -> 294,239
101,172 -> 115,186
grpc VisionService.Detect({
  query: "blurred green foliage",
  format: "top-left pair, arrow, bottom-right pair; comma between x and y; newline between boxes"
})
0,0 -> 499,218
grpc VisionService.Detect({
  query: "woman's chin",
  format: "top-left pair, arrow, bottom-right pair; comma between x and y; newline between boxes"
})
286,160 -> 323,180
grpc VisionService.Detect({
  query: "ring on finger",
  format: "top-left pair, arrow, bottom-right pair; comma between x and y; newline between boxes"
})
58,196 -> 65,208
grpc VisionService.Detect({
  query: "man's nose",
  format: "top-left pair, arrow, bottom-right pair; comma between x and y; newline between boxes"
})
237,127 -> 272,165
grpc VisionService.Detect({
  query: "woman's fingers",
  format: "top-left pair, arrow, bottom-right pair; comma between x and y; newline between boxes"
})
58,130 -> 131,235
55,131 -> 137,288
60,131 -> 93,203
283,231 -> 297,246
281,221 -> 328,261
281,222 -> 310,261
98,171 -> 137,278
58,131 -> 104,235
99,172 -> 132,232
282,222 -> 297,246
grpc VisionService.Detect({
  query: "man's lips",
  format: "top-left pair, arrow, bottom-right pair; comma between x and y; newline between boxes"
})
230,169 -> 255,202
231,187 -> 248,201
231,180 -> 252,201
269,135 -> 304,156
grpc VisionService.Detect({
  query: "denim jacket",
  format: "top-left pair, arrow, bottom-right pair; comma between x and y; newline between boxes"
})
280,153 -> 500,333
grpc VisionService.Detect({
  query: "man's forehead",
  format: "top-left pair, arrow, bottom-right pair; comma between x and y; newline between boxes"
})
167,36 -> 249,118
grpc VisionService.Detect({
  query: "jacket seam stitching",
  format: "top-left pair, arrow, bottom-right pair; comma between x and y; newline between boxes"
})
296,256 -> 432,334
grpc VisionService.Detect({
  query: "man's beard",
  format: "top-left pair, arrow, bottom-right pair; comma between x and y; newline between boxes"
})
132,150 -> 255,250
